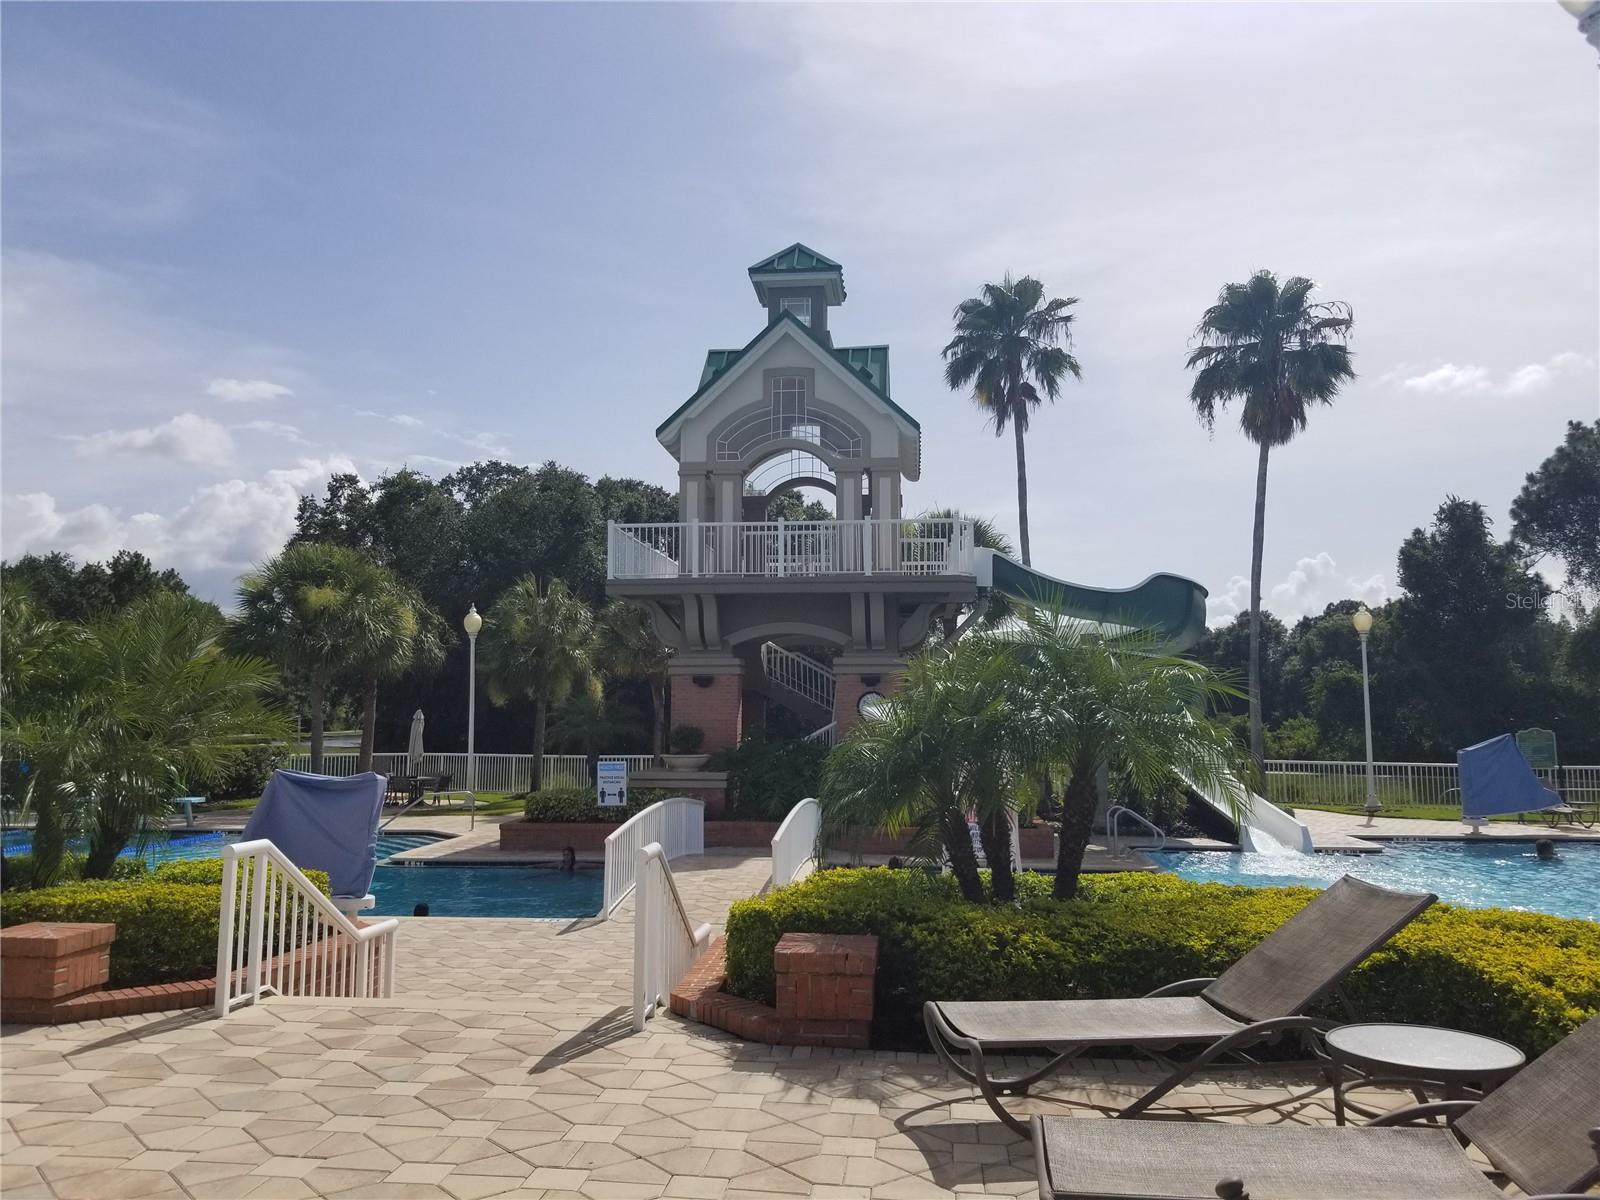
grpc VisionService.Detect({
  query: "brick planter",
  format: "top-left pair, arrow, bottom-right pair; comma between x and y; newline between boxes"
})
2,922 -> 114,1003
500,818 -> 781,853
671,932 -> 877,1049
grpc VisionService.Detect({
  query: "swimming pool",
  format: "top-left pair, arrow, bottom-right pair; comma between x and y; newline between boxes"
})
1161,840 -> 1599,921
371,864 -> 602,918
1,828 -> 439,864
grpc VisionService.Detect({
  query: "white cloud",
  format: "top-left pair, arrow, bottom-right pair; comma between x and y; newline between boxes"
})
239,420 -> 310,445
390,414 -> 425,428
3,455 -> 359,579
1397,353 -> 1593,397
207,377 -> 294,404
1207,553 -> 1390,625
74,413 -> 234,464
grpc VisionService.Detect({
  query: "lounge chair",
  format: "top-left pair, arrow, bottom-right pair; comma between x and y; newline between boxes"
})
924,875 -> 1435,1136
1031,1012 -> 1600,1199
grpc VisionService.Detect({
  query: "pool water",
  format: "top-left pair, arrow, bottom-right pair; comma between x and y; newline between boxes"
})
1,829 -> 438,864
1161,840 -> 1599,921
370,864 -> 602,918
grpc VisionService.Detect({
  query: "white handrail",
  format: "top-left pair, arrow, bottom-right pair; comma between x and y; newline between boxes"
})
771,797 -> 822,888
1105,804 -> 1166,855
608,518 -> 977,580
215,839 -> 399,1016
603,797 -> 705,918
802,723 -> 837,748
633,842 -> 713,1031
761,642 -> 837,713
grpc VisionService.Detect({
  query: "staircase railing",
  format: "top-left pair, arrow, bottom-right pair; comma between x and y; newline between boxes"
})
1105,804 -> 1167,855
603,796 -> 704,918
215,840 -> 399,1016
760,642 -> 836,713
772,797 -> 822,888
802,722 -> 837,748
633,842 -> 712,1031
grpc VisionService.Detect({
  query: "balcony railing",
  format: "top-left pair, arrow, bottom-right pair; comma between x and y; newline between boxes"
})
607,518 -> 977,580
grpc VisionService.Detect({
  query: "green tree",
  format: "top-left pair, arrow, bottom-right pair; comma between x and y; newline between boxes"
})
2,550 -> 191,623
1511,418 -> 1600,599
592,600 -> 672,758
823,637 -> 1028,903
233,543 -> 388,772
1005,607 -> 1253,899
74,594 -> 288,877
339,571 -> 446,772
479,577 -> 599,789
942,275 -> 1081,566
1186,270 -> 1355,769
466,462 -> 605,605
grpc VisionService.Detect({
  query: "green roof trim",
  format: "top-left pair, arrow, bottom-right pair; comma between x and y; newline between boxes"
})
747,243 -> 842,275
834,346 -> 889,395
658,310 -> 919,437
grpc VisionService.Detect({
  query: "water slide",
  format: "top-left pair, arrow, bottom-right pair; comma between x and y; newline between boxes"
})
974,549 -> 1314,853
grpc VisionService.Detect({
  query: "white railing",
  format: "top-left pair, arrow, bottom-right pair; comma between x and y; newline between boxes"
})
803,723 -> 837,748
215,839 -> 399,1016
771,797 -> 822,888
603,797 -> 705,918
761,642 -> 836,713
1266,760 -> 1600,814
1105,804 -> 1167,855
282,752 -> 655,793
608,518 -> 977,580
633,842 -> 713,1031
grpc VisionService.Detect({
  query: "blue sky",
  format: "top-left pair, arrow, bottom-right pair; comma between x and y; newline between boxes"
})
4,2 -> 1597,617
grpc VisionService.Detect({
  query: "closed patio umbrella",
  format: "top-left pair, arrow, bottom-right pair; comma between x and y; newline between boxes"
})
408,709 -> 426,774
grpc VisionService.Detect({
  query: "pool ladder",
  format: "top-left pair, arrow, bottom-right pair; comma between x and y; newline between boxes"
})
1105,805 -> 1167,856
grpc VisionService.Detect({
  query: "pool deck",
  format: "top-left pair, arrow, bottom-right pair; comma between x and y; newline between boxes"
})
0,850 -> 1426,1200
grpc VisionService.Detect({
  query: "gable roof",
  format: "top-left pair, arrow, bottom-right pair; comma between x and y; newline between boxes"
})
748,243 -> 846,305
662,310 -> 917,444
748,243 -> 841,274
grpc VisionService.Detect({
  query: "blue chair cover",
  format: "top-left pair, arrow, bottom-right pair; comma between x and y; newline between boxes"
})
242,769 -> 385,898
1457,734 -> 1561,821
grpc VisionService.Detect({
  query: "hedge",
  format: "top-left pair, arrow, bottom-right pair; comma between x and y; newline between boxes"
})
0,859 -> 332,987
520,787 -> 675,823
724,870 -> 1600,1054
1,854 -> 149,891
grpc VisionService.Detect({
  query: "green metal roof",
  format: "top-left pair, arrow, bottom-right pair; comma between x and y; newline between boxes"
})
660,310 -> 919,438
747,243 -> 842,275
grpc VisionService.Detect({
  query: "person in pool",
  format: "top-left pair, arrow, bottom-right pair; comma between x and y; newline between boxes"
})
560,846 -> 577,871
413,902 -> 430,916
1535,839 -> 1558,861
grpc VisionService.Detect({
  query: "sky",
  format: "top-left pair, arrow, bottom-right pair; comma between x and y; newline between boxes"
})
3,2 -> 1597,621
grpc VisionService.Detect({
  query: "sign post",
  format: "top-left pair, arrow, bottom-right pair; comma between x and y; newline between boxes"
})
597,759 -> 628,809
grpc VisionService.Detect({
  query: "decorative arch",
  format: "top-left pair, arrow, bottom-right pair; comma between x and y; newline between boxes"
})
724,621 -> 851,650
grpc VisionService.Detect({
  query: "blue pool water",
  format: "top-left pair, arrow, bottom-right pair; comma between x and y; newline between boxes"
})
1161,840 -> 1599,921
1,828 -> 437,864
370,864 -> 602,918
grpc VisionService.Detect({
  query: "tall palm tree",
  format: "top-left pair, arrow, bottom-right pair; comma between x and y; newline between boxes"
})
233,543 -> 384,772
822,636 -> 1032,902
338,572 -> 445,773
942,275 -> 1081,565
75,593 -> 290,877
592,600 -> 671,759
479,577 -> 598,791
1187,271 -> 1355,768
1002,604 -> 1253,899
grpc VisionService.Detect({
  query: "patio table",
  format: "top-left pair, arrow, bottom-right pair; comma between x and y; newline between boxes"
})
1325,1022 -> 1524,1126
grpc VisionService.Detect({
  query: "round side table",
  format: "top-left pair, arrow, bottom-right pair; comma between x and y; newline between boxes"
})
1324,1023 -> 1525,1126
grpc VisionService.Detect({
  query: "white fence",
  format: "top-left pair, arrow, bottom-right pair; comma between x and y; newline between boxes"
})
603,797 -> 705,918
608,518 -> 977,580
1266,759 -> 1600,814
215,839 -> 399,1016
771,797 -> 822,888
282,752 -> 655,792
632,843 -> 712,1031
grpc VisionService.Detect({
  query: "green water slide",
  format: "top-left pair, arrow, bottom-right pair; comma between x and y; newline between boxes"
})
975,550 -> 1210,652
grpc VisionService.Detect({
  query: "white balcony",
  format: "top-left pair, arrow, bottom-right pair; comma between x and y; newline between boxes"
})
607,518 -> 976,581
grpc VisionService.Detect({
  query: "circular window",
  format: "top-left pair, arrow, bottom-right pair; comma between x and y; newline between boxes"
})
856,690 -> 888,719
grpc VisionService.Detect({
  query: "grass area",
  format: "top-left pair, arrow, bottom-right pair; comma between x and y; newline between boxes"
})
192,791 -> 521,818
1283,801 -> 1526,823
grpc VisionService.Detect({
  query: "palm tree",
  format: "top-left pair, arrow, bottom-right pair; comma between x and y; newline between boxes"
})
75,594 -> 290,877
233,543 -> 385,772
920,508 -> 1016,640
592,600 -> 671,759
480,577 -> 599,790
1187,271 -> 1355,768
822,637 -> 1032,902
942,275 -> 1081,566
339,572 -> 445,773
1002,604 -> 1253,899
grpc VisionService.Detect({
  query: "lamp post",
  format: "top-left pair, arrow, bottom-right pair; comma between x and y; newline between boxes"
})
1559,0 -> 1600,53
1352,606 -> 1380,824
463,605 -> 482,813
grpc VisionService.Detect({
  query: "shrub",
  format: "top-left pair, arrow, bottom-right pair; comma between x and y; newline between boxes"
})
708,728 -> 828,821
190,741 -> 282,802
724,869 -> 1599,1054
520,786 -> 674,823
1,853 -> 148,892
0,861 -> 332,986
669,725 -> 705,754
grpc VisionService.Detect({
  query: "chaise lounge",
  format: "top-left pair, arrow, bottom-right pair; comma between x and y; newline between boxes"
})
924,875 -> 1435,1136
1031,1012 -> 1600,1199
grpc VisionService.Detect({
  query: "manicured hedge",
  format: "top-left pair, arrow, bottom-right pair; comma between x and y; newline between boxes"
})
0,860 -> 332,987
520,787 -> 674,823
724,870 -> 1600,1054
1,854 -> 148,891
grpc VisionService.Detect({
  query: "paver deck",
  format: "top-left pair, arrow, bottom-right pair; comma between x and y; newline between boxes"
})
0,851 -> 1447,1200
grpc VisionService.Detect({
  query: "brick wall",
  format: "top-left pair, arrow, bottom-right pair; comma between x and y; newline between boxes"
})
671,669 -> 744,753
832,669 -> 903,737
